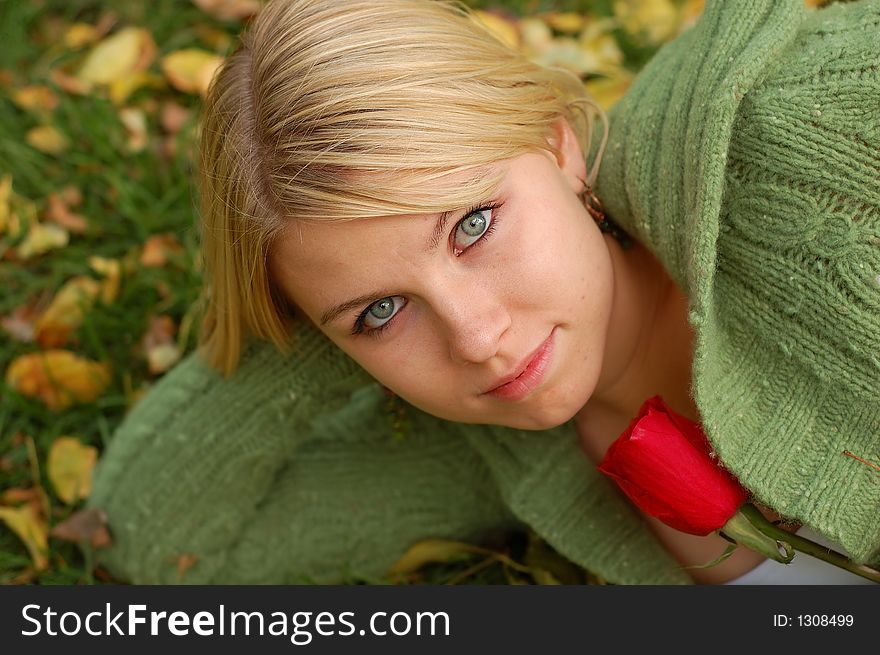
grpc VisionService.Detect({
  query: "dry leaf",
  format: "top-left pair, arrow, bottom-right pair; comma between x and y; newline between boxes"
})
77,27 -> 157,86
11,85 -> 60,112
176,554 -> 199,582
193,0 -> 262,21
140,232 -> 184,267
0,504 -> 49,570
160,49 -> 224,96
63,22 -> 100,49
142,315 -> 182,375
49,69 -> 93,95
545,12 -> 585,34
118,107 -> 148,151
472,10 -> 520,49
16,222 -> 70,259
5,350 -> 112,411
1,301 -> 41,343
387,538 -> 483,576
26,125 -> 70,154
47,437 -> 98,505
89,256 -> 121,303
45,192 -> 88,233
519,17 -> 553,52
0,174 -> 13,235
613,0 -> 680,45
50,508 -> 112,548
34,276 -> 100,347
160,101 -> 191,135
584,69 -> 633,111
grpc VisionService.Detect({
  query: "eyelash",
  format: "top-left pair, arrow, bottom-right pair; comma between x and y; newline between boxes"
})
351,201 -> 504,338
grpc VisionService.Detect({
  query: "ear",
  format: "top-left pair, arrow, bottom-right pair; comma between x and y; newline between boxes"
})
546,117 -> 588,195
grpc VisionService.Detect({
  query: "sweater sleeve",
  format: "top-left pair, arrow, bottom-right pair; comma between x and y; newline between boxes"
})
87,321 -> 518,583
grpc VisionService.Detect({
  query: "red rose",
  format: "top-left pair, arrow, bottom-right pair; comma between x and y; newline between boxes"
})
597,395 -> 748,536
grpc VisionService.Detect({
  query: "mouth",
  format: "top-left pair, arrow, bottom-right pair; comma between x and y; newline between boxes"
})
484,327 -> 556,402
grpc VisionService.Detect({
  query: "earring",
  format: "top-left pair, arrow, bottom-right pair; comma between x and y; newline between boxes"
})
580,182 -> 634,250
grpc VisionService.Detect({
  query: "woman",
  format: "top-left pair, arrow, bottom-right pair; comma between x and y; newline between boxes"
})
87,0 -> 880,584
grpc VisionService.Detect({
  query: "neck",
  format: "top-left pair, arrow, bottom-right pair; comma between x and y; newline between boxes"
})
578,235 -> 697,425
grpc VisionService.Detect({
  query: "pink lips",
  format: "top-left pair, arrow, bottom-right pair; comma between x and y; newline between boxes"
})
484,328 -> 556,402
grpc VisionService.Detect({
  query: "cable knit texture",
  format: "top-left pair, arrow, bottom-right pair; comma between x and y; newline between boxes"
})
88,0 -> 880,585
596,0 -> 880,563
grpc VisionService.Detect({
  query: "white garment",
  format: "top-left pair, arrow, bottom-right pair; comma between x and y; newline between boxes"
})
724,526 -> 877,585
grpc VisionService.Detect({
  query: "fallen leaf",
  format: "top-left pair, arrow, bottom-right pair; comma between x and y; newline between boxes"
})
0,174 -> 11,234
160,101 -> 191,135
89,256 -> 121,304
160,49 -> 224,96
142,315 -> 182,375
118,106 -> 148,152
16,223 -> 70,259
5,350 -> 112,411
49,69 -> 93,95
11,85 -> 60,112
50,508 -> 112,548
175,554 -> 199,582
108,71 -> 165,105
45,192 -> 88,233
193,0 -> 262,21
59,185 -> 83,207
63,22 -> 99,49
584,69 -> 634,111
47,437 -> 98,505
35,276 -> 100,347
545,12 -> 585,34
26,125 -> 70,155
1,300 -> 41,343
472,10 -> 520,49
77,27 -> 157,86
140,232 -> 184,267
613,0 -> 680,45
387,539 -> 484,576
0,505 -> 49,570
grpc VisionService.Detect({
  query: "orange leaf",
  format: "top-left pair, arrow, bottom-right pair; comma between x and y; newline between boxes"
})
140,232 -> 184,267
89,256 -> 121,304
1,300 -> 41,343
50,508 -> 112,548
0,505 -> 49,570
11,85 -> 60,112
193,0 -> 262,21
47,437 -> 98,505
34,276 -> 100,347
160,49 -> 224,96
5,350 -> 111,411
45,192 -> 88,234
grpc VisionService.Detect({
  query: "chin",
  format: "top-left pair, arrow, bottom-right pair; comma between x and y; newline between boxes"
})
494,403 -> 579,431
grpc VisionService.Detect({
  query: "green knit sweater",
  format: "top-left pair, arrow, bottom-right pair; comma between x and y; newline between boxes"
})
88,0 -> 880,584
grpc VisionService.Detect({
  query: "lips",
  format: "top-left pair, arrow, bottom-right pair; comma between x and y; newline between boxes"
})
484,328 -> 556,402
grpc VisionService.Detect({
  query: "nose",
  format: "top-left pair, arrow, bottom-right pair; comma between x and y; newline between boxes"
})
438,285 -> 512,365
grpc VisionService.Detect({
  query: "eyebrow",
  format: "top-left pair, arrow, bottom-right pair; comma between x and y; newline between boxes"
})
319,208 -> 455,327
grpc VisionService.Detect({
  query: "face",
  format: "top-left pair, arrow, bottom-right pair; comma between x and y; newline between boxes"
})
269,125 -> 615,430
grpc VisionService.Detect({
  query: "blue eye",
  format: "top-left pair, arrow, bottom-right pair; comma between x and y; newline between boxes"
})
454,207 -> 493,251
360,296 -> 407,331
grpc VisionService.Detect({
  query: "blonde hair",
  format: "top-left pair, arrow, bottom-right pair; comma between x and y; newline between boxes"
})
197,0 -> 606,376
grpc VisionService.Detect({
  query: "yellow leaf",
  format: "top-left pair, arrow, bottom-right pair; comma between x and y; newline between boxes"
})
16,222 -> 69,259
5,350 -> 111,411
613,0 -> 680,45
387,539 -> 484,576
63,23 -> 99,49
0,174 -> 11,235
160,49 -> 224,96
34,276 -> 101,347
0,505 -> 49,570
519,17 -> 553,53
11,85 -> 59,112
585,69 -> 634,111
77,27 -> 157,86
118,107 -> 149,152
545,12 -> 585,34
26,125 -> 69,154
47,437 -> 98,505
471,11 -> 520,49
89,256 -> 121,303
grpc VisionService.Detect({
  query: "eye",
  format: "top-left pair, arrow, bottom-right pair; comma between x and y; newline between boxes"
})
361,295 -> 407,330
453,207 -> 494,253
